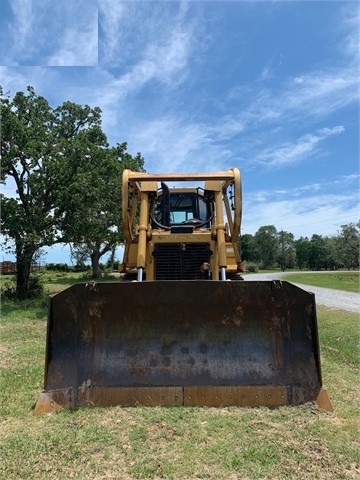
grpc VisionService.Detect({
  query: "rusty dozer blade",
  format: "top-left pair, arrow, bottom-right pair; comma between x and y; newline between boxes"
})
34,280 -> 332,413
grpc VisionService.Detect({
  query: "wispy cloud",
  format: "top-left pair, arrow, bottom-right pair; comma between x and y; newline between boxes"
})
99,0 -> 194,78
98,0 -> 126,64
334,173 -> 360,186
2,0 -> 98,66
94,1 -> 359,173
3,0 -> 36,64
46,22 -> 98,66
10,0 -> 34,52
254,126 -> 345,167
125,117 -> 232,173
250,173 -> 359,203
283,71 -> 358,118
227,5 -> 359,133
93,2 -> 200,145
229,67 -> 358,135
273,183 -> 322,198
337,2 -> 360,61
242,170 -> 359,237
242,191 -> 359,238
107,25 -> 193,94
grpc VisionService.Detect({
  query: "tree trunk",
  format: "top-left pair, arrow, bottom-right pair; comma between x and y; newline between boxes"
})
109,245 -> 116,271
15,242 -> 36,299
90,250 -> 102,279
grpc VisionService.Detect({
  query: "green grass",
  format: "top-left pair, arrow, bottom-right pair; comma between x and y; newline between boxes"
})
1,275 -> 359,479
0,270 -> 121,296
283,271 -> 359,293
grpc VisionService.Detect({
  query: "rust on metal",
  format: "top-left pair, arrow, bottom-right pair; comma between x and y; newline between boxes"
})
315,388 -> 333,412
34,384 -> 332,413
35,387 -> 183,412
35,280 -> 332,413
34,392 -> 63,414
183,386 -> 288,407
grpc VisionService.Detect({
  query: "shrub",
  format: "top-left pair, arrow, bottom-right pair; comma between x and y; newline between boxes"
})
72,264 -> 89,272
246,262 -> 258,273
0,275 -> 44,300
46,263 -> 70,272
26,275 -> 44,298
0,281 -> 16,299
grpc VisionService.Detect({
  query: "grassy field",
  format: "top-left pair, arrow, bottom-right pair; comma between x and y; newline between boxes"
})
282,271 -> 359,293
0,272 -> 359,479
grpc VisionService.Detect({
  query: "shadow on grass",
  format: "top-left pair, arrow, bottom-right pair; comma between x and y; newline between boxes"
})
44,276 -> 121,286
1,299 -> 47,320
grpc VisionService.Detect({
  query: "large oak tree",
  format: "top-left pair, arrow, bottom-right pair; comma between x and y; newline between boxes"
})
1,86 -> 144,297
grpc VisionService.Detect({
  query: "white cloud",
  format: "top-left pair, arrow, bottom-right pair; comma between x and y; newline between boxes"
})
10,0 -> 34,49
99,0 -> 194,75
255,126 -> 345,167
273,183 -> 322,197
337,2 -> 360,61
105,23 -> 192,95
334,173 -> 360,185
231,68 -> 358,132
242,192 -> 359,238
6,0 -> 36,63
224,4 -> 359,133
98,0 -> 126,63
294,76 -> 304,84
46,23 -> 98,66
208,116 -> 245,141
3,0 -> 98,66
242,172 -> 359,237
121,114 -> 238,174
284,72 -> 358,118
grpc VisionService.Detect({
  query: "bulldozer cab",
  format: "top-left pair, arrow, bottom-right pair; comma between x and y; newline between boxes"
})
152,185 -> 211,229
35,168 -> 332,414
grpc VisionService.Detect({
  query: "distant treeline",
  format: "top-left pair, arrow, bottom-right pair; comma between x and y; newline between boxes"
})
0,261 -> 115,275
239,223 -> 360,271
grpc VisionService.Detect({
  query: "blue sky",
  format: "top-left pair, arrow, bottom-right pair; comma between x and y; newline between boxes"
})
1,0 -> 359,264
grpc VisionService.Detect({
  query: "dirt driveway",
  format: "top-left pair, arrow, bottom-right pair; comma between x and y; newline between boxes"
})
244,272 -> 360,313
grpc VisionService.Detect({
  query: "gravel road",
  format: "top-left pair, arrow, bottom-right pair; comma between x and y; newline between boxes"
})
244,272 -> 360,314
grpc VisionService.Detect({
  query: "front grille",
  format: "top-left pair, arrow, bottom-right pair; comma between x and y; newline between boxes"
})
153,243 -> 211,280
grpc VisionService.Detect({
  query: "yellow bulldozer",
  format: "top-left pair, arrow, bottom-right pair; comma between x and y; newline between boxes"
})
35,168 -> 332,413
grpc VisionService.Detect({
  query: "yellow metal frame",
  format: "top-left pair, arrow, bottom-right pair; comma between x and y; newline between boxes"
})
120,168 -> 243,278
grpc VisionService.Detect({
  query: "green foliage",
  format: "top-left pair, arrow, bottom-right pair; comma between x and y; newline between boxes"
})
1,86 -> 107,298
0,275 -> 43,299
242,221 -> 360,271
239,233 -> 259,263
0,280 -> 16,299
295,236 -> 310,269
254,225 -> 279,269
309,234 -> 327,270
45,263 -> 71,272
1,85 -> 145,294
26,275 -> 44,298
246,262 -> 258,273
72,263 -> 90,272
337,222 -> 360,269
62,142 -> 144,278
277,230 -> 296,270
